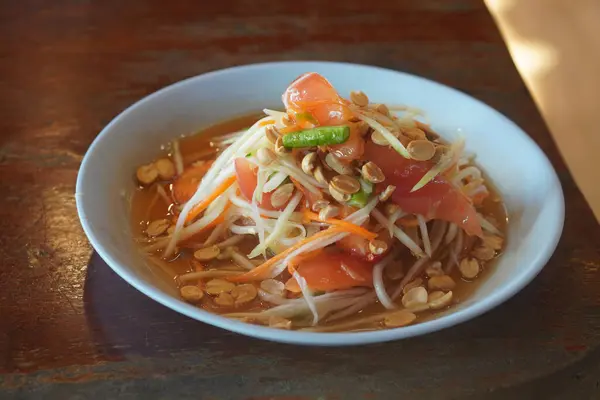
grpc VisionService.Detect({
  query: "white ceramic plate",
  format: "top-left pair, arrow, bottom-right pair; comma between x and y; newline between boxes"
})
76,62 -> 564,345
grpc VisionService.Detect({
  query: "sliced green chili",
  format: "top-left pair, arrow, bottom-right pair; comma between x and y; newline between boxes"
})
347,179 -> 373,208
348,190 -> 370,208
282,126 -> 350,148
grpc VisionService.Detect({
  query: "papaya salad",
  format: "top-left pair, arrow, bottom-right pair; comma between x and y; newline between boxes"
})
133,72 -> 506,332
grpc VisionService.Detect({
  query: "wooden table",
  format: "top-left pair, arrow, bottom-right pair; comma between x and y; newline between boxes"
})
1,1 -> 598,398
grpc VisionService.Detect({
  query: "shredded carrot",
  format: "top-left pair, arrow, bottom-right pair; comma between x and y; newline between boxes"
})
185,175 -> 237,223
228,227 -> 346,282
258,119 -> 275,127
301,212 -> 310,225
303,210 -> 377,240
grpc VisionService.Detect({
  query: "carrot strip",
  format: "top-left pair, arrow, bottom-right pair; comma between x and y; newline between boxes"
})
185,175 -> 237,223
258,119 -> 275,127
228,227 -> 346,282
303,211 -> 377,240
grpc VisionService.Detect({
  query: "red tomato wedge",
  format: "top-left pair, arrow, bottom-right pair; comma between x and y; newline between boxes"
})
328,123 -> 365,161
363,141 -> 482,237
234,157 -> 283,210
172,161 -> 213,204
283,72 -> 353,126
285,251 -> 374,292
282,73 -> 364,160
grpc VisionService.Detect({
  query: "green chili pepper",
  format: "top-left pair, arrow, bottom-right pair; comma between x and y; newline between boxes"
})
282,126 -> 350,148
347,179 -> 373,208
349,193 -> 368,208
347,190 -> 369,208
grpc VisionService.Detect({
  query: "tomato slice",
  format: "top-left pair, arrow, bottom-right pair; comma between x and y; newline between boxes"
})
234,157 -> 284,210
285,251 -> 374,292
282,73 -> 364,160
172,161 -> 213,204
283,72 -> 353,125
328,124 -> 365,160
363,141 -> 482,236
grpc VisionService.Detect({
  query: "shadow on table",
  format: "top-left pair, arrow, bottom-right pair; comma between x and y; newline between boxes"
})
81,228 -> 600,398
82,251 -> 243,360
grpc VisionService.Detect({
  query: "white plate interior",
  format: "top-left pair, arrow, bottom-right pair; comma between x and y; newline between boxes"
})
76,62 -> 564,345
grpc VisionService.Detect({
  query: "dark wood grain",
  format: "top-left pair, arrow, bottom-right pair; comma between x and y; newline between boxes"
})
0,0 -> 598,398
